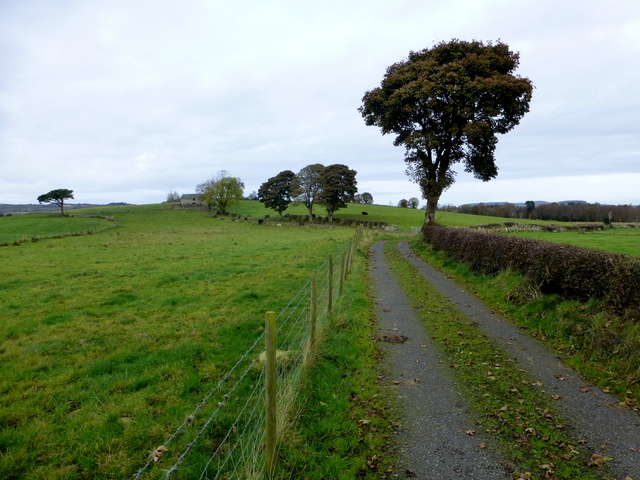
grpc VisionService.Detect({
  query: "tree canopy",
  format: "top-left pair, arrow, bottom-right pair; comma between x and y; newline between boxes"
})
360,39 -> 533,225
317,164 -> 358,221
295,164 -> 325,220
37,189 -> 74,215
165,191 -> 180,203
258,170 -> 298,217
196,171 -> 244,215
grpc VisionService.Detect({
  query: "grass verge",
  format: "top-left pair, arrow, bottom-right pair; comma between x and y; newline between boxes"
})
384,241 -> 605,480
276,241 -> 395,479
408,239 -> 640,408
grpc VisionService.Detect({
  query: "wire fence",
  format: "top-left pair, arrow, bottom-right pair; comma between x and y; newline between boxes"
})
133,226 -> 363,480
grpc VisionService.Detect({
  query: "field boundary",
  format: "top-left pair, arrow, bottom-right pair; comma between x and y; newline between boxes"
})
0,214 -> 117,246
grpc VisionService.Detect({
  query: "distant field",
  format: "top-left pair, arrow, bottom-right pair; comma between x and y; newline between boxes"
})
7,203 -> 635,257
0,214 -> 114,244
504,229 -> 640,257
227,201 -> 550,231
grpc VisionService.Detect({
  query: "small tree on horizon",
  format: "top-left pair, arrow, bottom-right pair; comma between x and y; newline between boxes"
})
165,191 -> 180,203
296,164 -> 325,221
258,170 -> 298,218
196,171 -> 244,215
317,164 -> 358,222
37,189 -> 74,215
361,192 -> 374,205
525,200 -> 536,219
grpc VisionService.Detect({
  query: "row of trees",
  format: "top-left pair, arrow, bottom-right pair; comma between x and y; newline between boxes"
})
258,164 -> 359,221
398,198 -> 420,209
451,202 -> 640,224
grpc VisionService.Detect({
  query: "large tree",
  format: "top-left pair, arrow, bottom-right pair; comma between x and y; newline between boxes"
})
296,163 -> 324,221
258,170 -> 298,218
196,170 -> 244,215
317,164 -> 358,222
37,189 -> 74,215
360,39 -> 533,225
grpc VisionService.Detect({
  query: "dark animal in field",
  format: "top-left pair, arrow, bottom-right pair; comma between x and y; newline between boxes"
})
362,211 -> 368,215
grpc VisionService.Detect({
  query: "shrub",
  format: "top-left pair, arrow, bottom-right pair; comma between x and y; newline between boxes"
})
421,226 -> 640,313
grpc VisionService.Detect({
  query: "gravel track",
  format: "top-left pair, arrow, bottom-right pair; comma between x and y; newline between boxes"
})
370,241 -> 509,479
370,240 -> 640,479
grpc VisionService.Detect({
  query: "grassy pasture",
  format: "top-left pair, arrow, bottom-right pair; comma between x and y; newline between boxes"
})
504,228 -> 640,257
228,200 -> 427,231
3,200 -> 638,478
0,205 -> 357,479
230,200 -> 550,231
0,214 -> 114,244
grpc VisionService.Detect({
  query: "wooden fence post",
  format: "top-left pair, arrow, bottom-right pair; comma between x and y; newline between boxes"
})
310,271 -> 317,348
339,243 -> 346,296
264,311 -> 277,478
328,254 -> 333,314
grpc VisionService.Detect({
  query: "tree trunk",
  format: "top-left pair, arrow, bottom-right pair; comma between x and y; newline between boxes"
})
424,196 -> 438,225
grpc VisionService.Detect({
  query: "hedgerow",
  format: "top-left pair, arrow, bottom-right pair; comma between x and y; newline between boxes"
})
421,226 -> 640,315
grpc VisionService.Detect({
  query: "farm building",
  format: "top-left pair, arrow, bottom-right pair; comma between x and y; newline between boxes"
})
180,194 -> 204,208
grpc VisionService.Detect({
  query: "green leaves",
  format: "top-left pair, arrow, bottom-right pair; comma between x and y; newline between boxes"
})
258,170 -> 297,217
36,189 -> 74,215
196,170 -> 244,215
360,39 -> 533,224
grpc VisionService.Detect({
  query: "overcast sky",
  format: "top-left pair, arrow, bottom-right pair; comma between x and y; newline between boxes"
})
1,0 -> 639,207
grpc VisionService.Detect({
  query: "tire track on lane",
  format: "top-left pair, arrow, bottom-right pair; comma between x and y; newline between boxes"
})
370,240 -> 510,479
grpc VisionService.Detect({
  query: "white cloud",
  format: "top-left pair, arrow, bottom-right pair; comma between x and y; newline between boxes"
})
1,0 -> 639,207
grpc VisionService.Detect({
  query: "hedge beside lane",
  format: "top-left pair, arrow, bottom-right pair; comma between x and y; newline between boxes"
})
421,226 -> 640,314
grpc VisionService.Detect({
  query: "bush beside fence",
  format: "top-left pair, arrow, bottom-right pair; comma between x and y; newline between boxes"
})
421,226 -> 640,313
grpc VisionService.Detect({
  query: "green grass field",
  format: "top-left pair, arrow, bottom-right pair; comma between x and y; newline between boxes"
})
0,214 -> 114,244
2,201 -> 639,478
503,228 -> 640,257
0,205 -> 359,479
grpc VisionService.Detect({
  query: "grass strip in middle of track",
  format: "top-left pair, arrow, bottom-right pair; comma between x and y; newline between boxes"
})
383,241 -> 603,480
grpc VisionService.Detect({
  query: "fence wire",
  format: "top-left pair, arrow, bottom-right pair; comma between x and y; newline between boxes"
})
133,227 -> 363,480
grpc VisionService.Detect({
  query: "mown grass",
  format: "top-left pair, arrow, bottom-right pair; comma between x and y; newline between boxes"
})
276,239 -> 395,479
384,242 -> 605,480
0,205 -> 360,479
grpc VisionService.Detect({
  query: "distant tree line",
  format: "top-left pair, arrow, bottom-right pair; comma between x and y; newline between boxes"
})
258,164 -> 365,221
447,202 -> 640,224
397,197 -> 420,209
